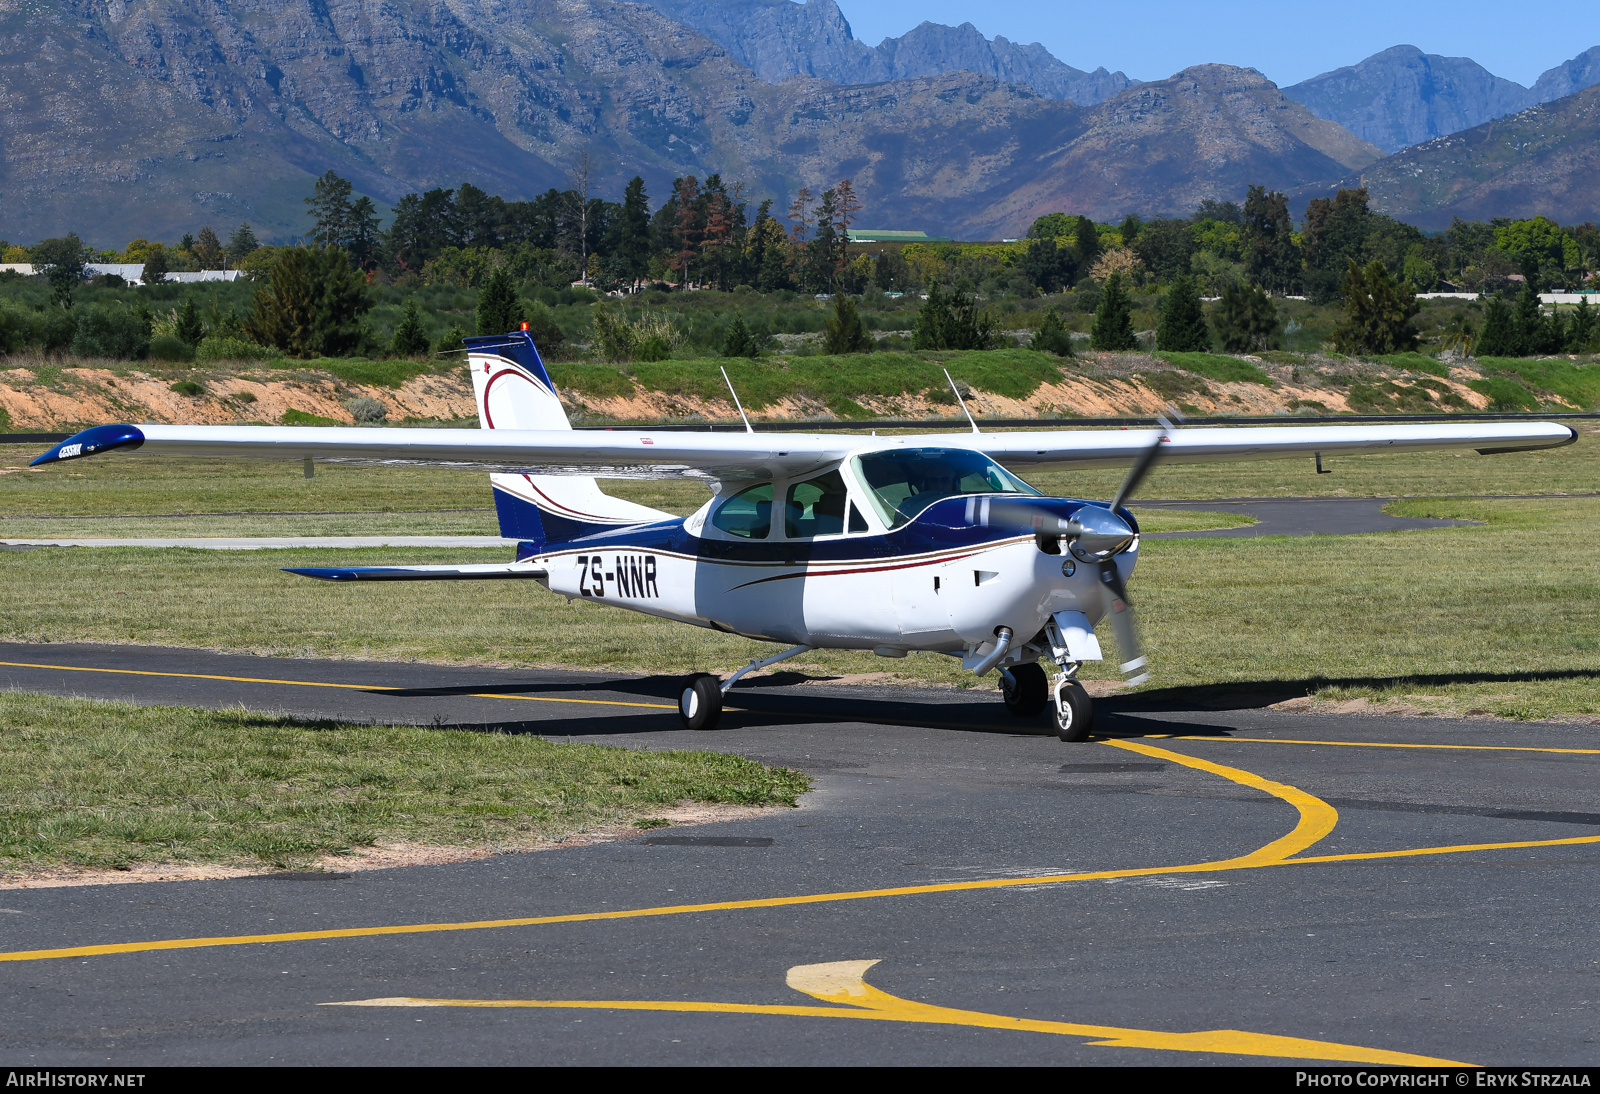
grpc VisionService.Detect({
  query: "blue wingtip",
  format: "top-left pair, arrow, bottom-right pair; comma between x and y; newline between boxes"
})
31,424 -> 145,466
283,567 -> 361,581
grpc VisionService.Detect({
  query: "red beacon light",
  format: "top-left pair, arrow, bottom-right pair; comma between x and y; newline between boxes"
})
520,321 -> 529,331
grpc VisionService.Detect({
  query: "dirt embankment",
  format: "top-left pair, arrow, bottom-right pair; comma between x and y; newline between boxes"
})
0,354 -> 1501,429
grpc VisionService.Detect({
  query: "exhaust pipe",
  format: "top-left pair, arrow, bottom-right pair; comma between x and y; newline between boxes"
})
968,626 -> 1014,676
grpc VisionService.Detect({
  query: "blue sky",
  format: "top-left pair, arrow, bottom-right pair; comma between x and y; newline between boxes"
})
836,0 -> 1599,87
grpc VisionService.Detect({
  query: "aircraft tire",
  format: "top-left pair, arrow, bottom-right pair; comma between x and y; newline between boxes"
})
679,673 -> 724,731
1054,681 -> 1094,743
1001,663 -> 1049,717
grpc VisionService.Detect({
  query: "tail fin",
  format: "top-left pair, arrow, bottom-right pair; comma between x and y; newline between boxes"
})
464,331 -> 669,549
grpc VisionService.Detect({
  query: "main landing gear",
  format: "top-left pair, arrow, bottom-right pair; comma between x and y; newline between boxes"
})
1001,661 -> 1093,742
678,644 -> 815,731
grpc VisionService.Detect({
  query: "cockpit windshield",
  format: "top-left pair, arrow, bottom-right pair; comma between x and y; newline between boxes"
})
853,448 -> 1038,529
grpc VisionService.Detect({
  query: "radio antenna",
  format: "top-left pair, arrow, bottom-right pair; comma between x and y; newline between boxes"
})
944,369 -> 980,434
720,366 -> 754,434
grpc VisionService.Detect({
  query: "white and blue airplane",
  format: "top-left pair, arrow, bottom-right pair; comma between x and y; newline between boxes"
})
30,332 -> 1576,740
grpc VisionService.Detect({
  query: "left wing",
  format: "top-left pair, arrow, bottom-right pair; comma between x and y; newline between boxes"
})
31,419 -> 1578,480
284,562 -> 548,582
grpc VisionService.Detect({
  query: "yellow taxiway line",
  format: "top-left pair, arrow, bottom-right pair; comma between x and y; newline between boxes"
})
0,659 -> 677,710
1158,735 -> 1600,756
323,959 -> 1469,1067
4,737 -> 1594,967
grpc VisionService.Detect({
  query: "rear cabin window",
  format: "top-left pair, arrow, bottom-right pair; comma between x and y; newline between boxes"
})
711,482 -> 773,539
785,471 -> 851,538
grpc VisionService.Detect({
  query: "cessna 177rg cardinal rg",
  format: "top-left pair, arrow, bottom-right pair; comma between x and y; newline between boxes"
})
29,332 -> 1576,740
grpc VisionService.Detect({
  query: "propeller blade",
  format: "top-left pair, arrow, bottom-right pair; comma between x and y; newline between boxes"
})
1109,410 -> 1180,512
1098,559 -> 1149,685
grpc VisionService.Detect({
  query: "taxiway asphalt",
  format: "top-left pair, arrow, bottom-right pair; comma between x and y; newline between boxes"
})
1,643 -> 1597,1066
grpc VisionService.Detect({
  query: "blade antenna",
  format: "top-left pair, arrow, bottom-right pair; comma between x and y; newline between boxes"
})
720,366 -> 754,434
944,369 -> 980,434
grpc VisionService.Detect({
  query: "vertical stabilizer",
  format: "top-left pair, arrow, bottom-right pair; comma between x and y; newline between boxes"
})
464,332 -> 669,548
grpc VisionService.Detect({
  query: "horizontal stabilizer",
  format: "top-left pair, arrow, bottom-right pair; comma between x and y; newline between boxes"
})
284,563 -> 548,582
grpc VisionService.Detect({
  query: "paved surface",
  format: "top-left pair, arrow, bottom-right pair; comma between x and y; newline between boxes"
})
1,643 -> 1597,1066
1143,497 -> 1473,538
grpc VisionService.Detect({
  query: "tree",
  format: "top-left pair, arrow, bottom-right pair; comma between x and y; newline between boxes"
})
1242,185 -> 1299,294
345,197 -> 381,269
722,316 -> 769,358
912,283 -> 996,350
1021,237 -> 1076,293
1156,275 -> 1211,352
174,299 -> 206,346
391,299 -> 430,357
193,227 -> 223,269
1568,297 -> 1595,352
1474,297 -> 1518,357
244,247 -> 371,358
1074,216 -> 1100,267
226,223 -> 260,262
1211,280 -> 1282,352
1133,219 -> 1194,283
834,178 -> 863,282
306,171 -> 355,247
1119,214 -> 1142,248
606,176 -> 652,282
1031,309 -> 1075,356
673,176 -> 702,287
806,189 -> 840,291
1028,212 -> 1076,239
822,293 -> 871,355
476,266 -> 524,336
1330,259 -> 1418,355
139,248 -> 170,286
1089,272 -> 1138,351
31,235 -> 87,308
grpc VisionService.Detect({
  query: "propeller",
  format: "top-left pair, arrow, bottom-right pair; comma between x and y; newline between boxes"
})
974,409 -> 1180,686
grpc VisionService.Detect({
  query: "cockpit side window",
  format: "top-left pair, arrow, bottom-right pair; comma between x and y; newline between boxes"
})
852,448 -> 1037,529
711,482 -> 773,539
785,470 -> 850,539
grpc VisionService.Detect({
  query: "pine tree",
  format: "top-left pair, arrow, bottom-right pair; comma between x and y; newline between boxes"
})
608,176 -> 652,282
391,299 -> 430,357
1030,309 -> 1075,356
912,283 -> 996,350
822,294 -> 871,355
174,299 -> 206,347
1331,260 -> 1417,355
476,266 -> 523,336
1155,274 -> 1210,352
1567,297 -> 1595,352
1212,280 -> 1282,353
1510,286 -> 1542,357
1089,273 -> 1138,351
1074,216 -> 1100,267
225,223 -> 259,262
1474,297 -> 1517,357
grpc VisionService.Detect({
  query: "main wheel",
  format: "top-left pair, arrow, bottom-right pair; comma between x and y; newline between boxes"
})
678,673 -> 724,731
1001,662 -> 1049,717
1054,680 -> 1094,743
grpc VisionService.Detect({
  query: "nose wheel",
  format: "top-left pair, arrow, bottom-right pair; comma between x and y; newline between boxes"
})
1053,676 -> 1094,742
1000,662 -> 1049,717
678,673 -> 724,730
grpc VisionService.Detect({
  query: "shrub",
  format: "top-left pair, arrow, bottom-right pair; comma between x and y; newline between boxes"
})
148,334 -> 196,362
170,380 -> 205,396
912,283 -> 997,350
1332,259 -> 1419,355
1155,274 -> 1211,352
390,299 -> 430,357
1030,309 -> 1075,356
1209,280 -> 1280,352
345,395 -> 388,422
822,295 -> 871,355
196,335 -> 280,361
70,304 -> 149,360
281,409 -> 341,426
721,315 -> 767,358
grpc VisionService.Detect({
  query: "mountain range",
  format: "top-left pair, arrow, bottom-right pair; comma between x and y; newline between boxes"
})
1283,43 -> 1600,152
0,0 -> 1594,246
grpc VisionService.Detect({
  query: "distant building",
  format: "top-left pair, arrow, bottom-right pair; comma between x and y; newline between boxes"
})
847,229 -> 953,243
85,263 -> 146,281
163,270 -> 245,283
0,263 -> 35,275
0,263 -> 241,283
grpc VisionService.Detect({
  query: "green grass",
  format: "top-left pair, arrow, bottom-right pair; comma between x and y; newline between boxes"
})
1131,508 -> 1256,532
280,409 -> 343,426
1153,352 -> 1273,386
0,692 -> 806,873
1467,376 -> 1540,411
1476,357 -> 1600,409
1371,353 -> 1448,378
291,357 -> 438,389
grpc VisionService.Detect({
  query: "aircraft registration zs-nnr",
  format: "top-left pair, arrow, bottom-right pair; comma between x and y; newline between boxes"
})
31,331 -> 1576,740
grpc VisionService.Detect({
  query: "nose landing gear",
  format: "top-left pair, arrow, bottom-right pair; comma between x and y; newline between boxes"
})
1051,671 -> 1094,742
999,660 -> 1094,740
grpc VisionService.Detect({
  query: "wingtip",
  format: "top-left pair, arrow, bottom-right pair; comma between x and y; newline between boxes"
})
30,424 -> 145,466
